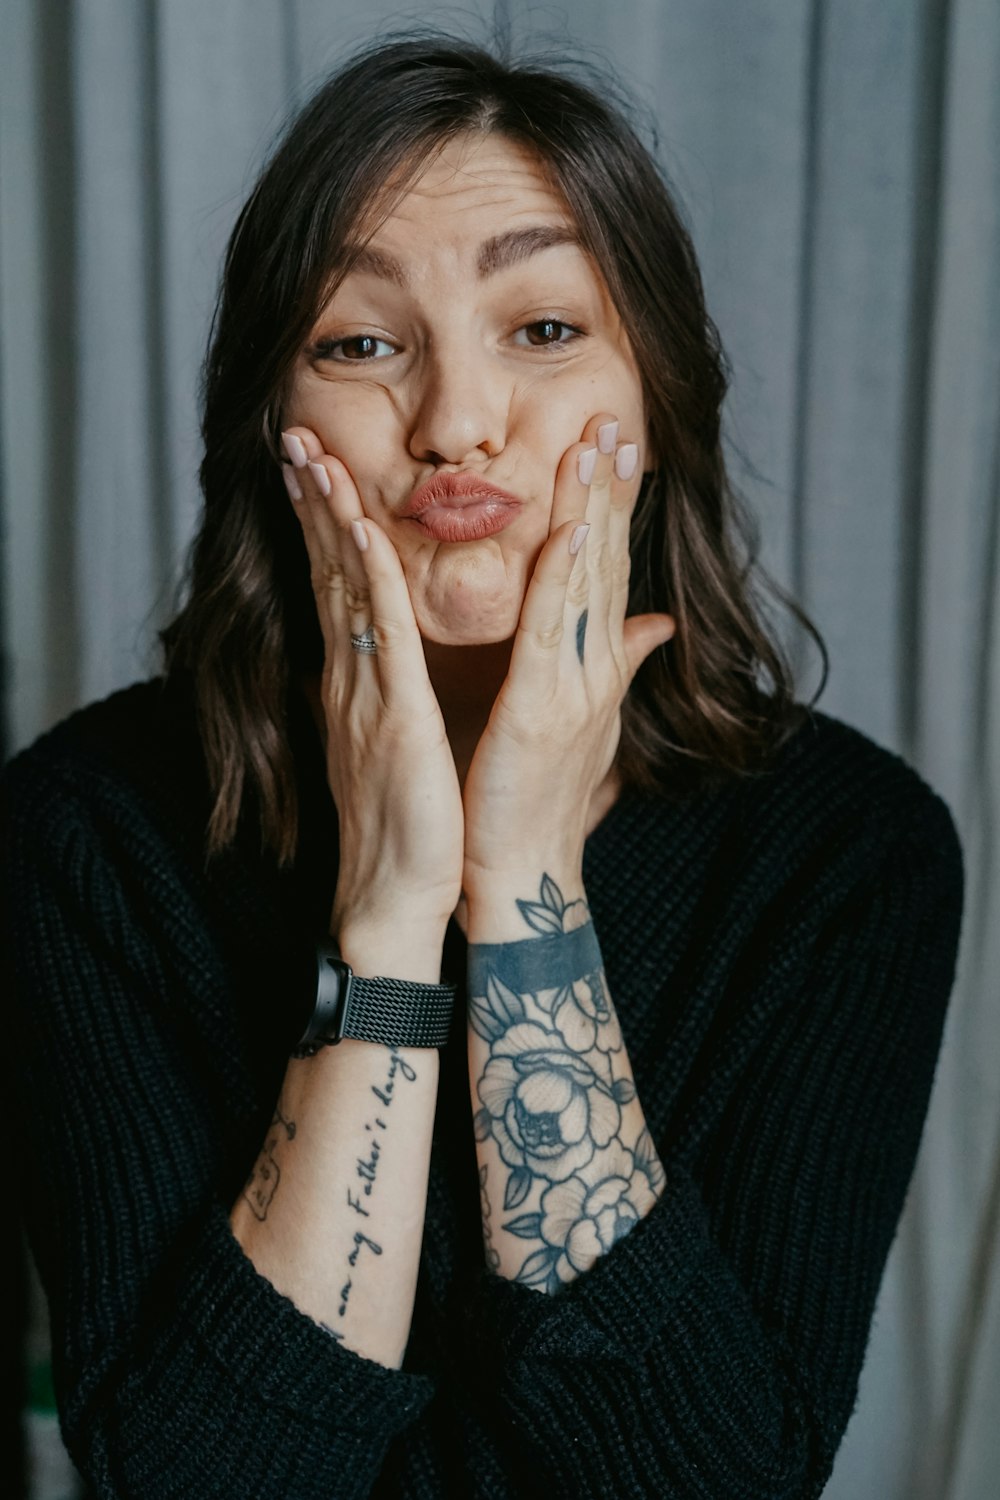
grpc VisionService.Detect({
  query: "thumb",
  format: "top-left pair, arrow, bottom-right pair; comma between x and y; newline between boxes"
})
622,613 -> 676,687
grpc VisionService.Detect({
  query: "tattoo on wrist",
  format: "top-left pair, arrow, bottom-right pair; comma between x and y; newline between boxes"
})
468,874 -> 665,1292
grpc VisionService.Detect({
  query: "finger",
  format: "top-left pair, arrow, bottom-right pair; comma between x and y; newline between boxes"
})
281,463 -> 303,502
579,411 -> 618,587
547,418 -> 615,673
284,447 -> 370,673
584,413 -> 618,540
282,427 -> 342,552
508,517 -> 590,696
280,426 -> 324,469
583,419 -> 620,650
622,611 -> 676,689
547,412 -> 617,538
607,440 -> 641,628
347,517 -> 437,714
304,456 -> 373,651
577,422 -> 644,674
284,458 -> 340,662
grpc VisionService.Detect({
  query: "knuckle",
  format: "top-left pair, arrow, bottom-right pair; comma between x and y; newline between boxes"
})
566,572 -> 589,607
370,617 -> 406,649
592,539 -> 613,579
313,558 -> 345,587
531,618 -> 565,652
343,579 -> 370,612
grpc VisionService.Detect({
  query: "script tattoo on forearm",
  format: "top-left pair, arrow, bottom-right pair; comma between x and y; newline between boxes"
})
468,874 -> 665,1292
242,1105 -> 296,1221
328,1048 -> 418,1341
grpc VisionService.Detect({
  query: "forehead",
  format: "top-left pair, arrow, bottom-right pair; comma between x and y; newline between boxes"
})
358,133 -> 582,265
323,133 -> 627,330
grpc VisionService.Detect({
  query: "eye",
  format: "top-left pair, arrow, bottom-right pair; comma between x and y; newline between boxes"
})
310,334 -> 396,362
513,319 -> 585,351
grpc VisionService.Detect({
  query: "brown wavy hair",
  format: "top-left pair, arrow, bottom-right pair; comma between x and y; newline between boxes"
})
160,26 -> 828,865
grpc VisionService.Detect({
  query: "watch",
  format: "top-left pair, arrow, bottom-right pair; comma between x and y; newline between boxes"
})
292,941 -> 458,1055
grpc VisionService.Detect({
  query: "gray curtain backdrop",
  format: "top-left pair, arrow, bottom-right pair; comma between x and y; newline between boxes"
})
1,2 -> 997,1497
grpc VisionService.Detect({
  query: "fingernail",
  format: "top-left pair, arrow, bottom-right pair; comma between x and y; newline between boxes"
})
350,519 -> 369,552
577,447 -> 597,485
281,463 -> 303,501
569,523 -> 590,556
615,443 -> 639,481
281,431 -> 308,468
597,420 -> 619,454
308,460 -> 331,497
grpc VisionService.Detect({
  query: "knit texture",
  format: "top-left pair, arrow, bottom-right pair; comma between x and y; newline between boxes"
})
3,674 -> 964,1499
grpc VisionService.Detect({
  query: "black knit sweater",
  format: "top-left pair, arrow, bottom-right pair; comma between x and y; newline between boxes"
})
3,674 -> 963,1499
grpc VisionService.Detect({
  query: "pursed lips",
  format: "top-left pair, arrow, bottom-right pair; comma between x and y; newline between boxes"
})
401,471 -> 524,517
400,472 -> 524,543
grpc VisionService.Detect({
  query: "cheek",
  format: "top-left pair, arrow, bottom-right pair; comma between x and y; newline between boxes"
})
516,360 -> 644,449
288,382 -> 404,513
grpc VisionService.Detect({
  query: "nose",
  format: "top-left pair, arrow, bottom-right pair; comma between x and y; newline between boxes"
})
407,340 -> 507,465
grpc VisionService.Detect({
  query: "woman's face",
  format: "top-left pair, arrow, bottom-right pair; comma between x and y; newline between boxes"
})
284,130 -> 649,645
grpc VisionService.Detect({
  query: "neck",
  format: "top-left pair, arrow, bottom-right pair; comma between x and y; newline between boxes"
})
421,636 -> 515,785
300,636 -> 515,789
300,632 -> 622,842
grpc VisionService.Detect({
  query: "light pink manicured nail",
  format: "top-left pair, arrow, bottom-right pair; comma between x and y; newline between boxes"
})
350,519 -> 369,552
569,523 -> 590,556
615,443 -> 639,481
281,464 -> 303,501
281,431 -> 308,468
577,447 -> 597,485
597,420 -> 619,454
308,460 -> 331,497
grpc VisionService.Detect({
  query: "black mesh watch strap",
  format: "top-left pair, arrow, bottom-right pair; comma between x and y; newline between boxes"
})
293,943 -> 457,1055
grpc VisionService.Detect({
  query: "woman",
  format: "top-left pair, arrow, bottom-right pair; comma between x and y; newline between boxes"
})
3,30 -> 964,1500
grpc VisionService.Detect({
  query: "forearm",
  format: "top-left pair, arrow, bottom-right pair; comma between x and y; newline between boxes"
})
230,924 -> 444,1368
464,867 -> 664,1289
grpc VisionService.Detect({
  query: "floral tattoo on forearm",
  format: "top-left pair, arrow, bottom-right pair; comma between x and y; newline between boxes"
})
468,874 -> 665,1292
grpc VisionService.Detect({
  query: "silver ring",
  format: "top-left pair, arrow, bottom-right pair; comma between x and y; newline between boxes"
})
349,625 -> 377,654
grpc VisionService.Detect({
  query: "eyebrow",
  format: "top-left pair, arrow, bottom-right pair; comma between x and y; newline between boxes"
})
342,225 -> 584,288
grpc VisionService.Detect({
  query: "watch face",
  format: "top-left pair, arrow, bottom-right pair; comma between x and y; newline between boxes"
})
313,950 -> 351,1042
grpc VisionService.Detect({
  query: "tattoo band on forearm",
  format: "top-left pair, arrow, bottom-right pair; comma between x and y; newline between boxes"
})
469,915 -> 604,996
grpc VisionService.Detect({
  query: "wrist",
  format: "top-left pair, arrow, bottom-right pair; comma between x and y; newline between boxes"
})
293,937 -> 456,1055
462,853 -> 583,895
335,926 -> 447,985
331,885 -> 459,950
462,866 -> 587,945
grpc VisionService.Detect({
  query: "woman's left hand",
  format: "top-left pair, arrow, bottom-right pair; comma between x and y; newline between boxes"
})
461,412 -> 675,895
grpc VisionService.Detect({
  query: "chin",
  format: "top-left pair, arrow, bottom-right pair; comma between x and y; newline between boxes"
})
414,596 -> 523,647
409,568 -> 526,644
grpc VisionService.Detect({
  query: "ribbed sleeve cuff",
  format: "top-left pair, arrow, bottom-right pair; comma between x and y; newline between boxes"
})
175,1203 -> 434,1425
462,1164 -> 712,1364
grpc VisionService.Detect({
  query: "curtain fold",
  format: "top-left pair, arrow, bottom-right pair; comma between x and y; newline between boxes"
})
1,2 -> 996,1495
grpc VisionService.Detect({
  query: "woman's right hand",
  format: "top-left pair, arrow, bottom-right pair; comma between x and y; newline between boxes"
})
281,429 -> 465,940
